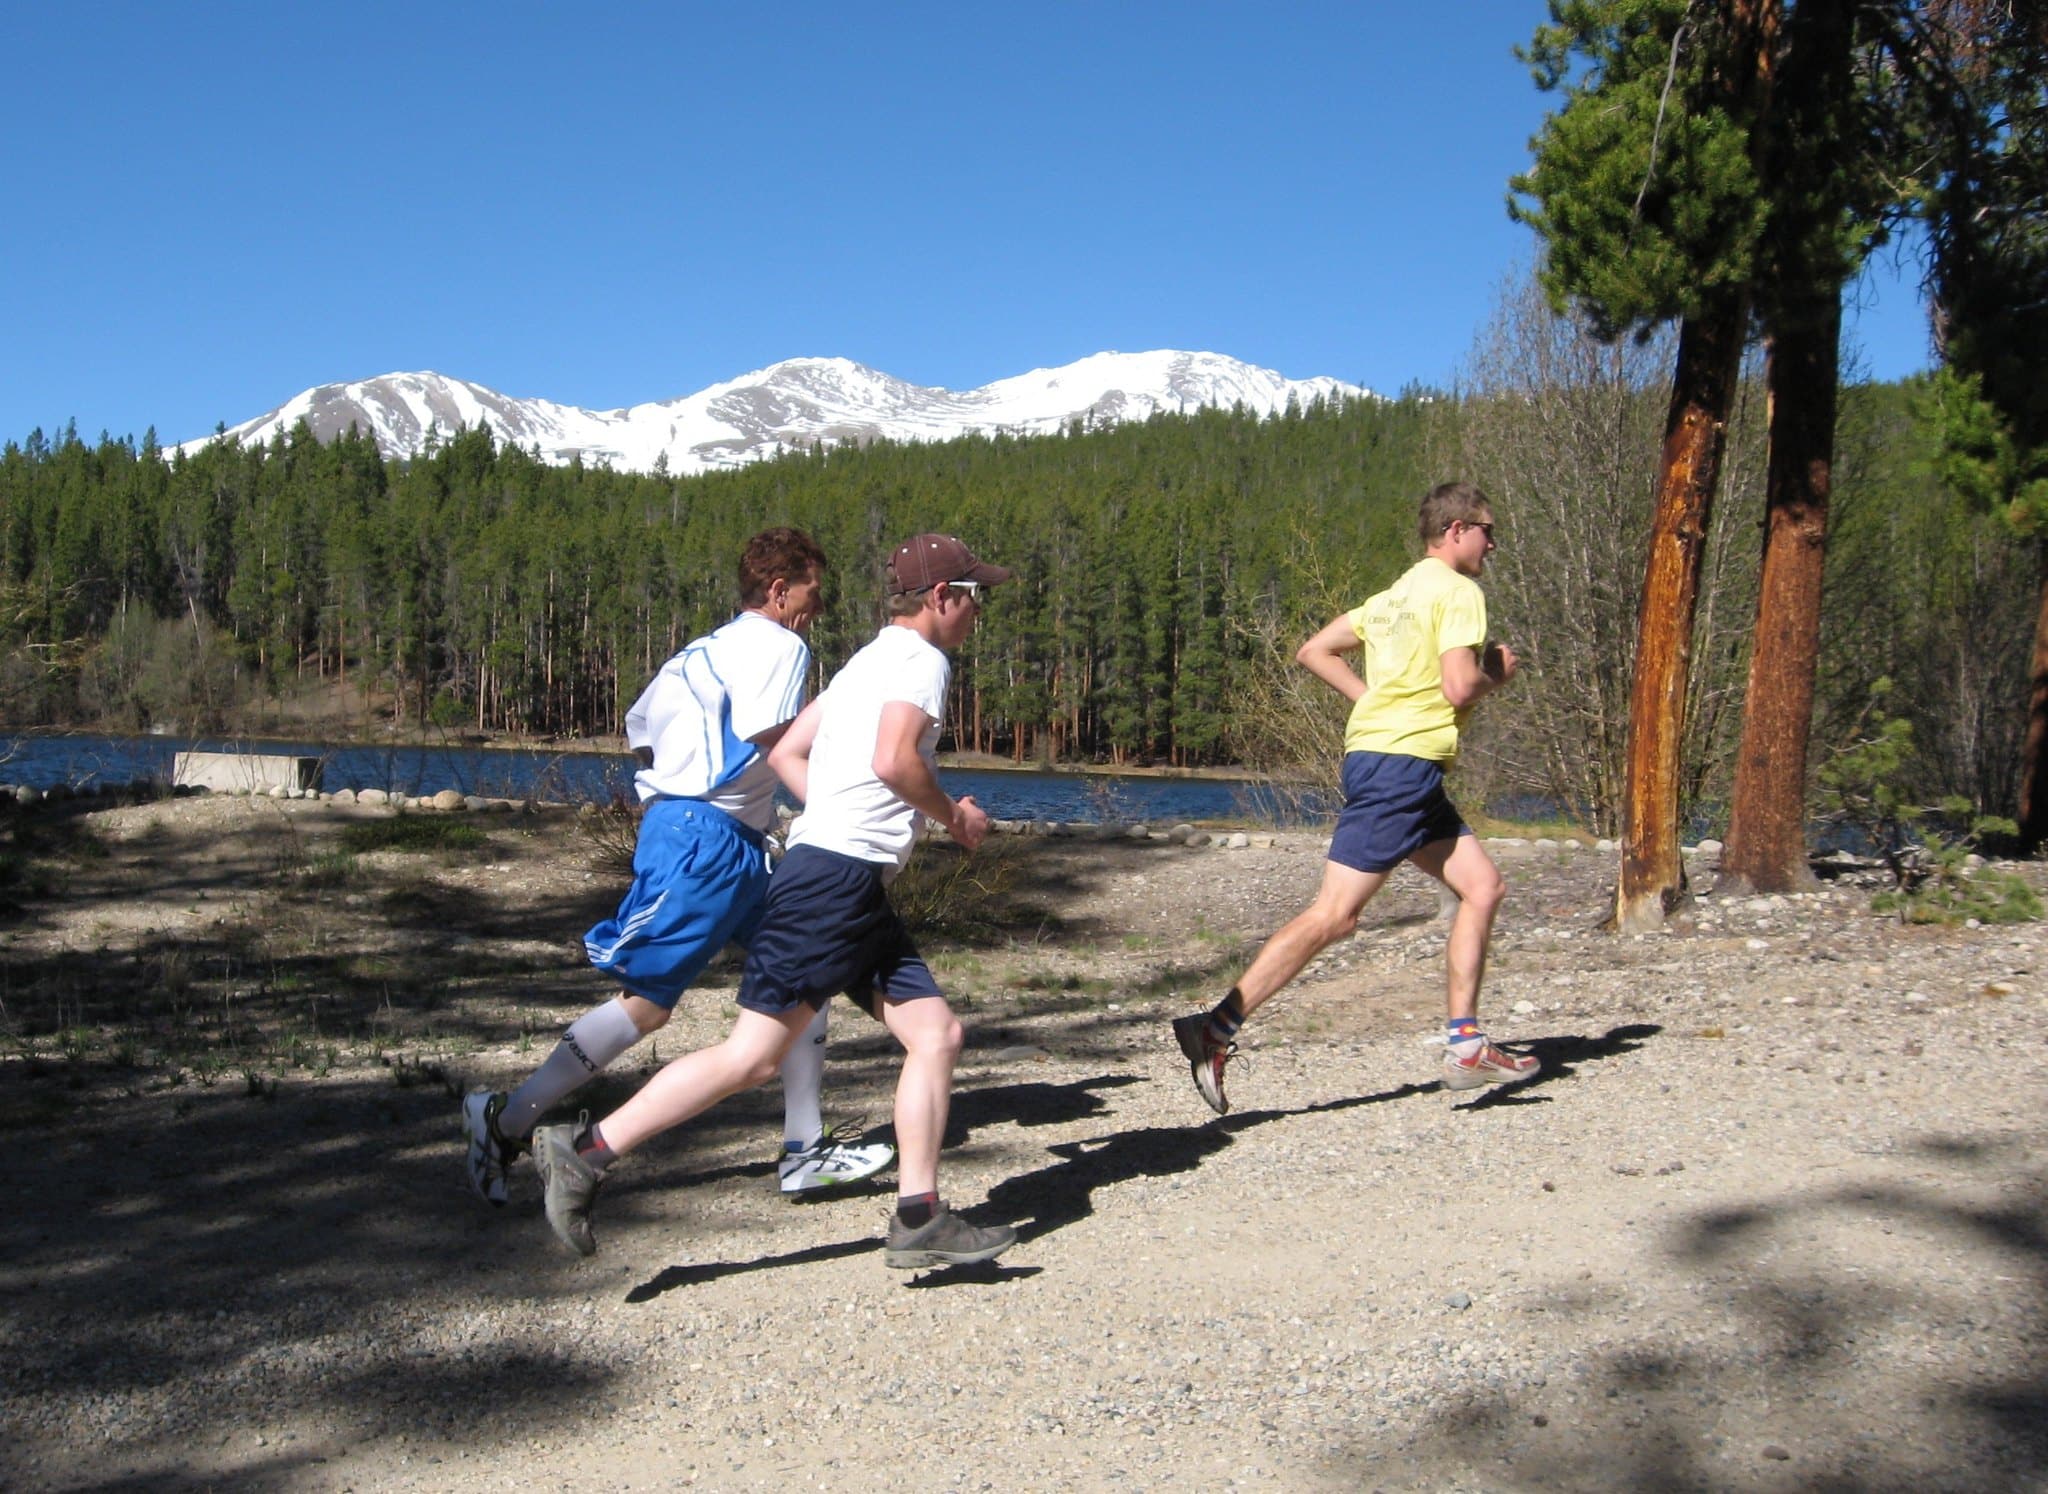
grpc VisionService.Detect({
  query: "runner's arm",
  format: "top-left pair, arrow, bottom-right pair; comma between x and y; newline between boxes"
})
1440,642 -> 1516,708
1295,614 -> 1367,703
766,698 -> 823,804
874,700 -> 989,851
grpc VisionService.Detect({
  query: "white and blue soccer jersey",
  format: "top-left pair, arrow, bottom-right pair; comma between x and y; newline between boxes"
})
625,611 -> 810,832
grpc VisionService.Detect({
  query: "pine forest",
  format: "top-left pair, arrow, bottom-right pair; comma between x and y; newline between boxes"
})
0,370 -> 2032,837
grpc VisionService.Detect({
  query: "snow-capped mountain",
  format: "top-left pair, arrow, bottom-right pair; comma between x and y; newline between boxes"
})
174,351 -> 1369,475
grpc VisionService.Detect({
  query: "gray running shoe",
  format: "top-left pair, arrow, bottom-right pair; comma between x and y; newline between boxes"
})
1172,1013 -> 1236,1115
884,1203 -> 1017,1269
532,1119 -> 604,1258
779,1123 -> 896,1195
460,1090 -> 522,1206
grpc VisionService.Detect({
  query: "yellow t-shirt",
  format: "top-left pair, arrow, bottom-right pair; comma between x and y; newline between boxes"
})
1343,556 -> 1488,762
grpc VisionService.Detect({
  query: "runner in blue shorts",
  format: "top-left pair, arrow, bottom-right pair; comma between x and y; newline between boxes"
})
460,528 -> 894,1210
1170,483 -> 1541,1113
532,534 -> 1020,1272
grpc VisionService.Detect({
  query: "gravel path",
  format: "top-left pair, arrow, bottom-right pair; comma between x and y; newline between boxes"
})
2,804 -> 2044,1490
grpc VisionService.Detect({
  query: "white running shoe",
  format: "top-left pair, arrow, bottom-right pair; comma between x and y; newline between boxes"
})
778,1127 -> 896,1195
461,1090 -> 522,1206
1443,1040 -> 1542,1091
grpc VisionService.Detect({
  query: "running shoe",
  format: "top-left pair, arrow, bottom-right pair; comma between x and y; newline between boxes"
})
779,1123 -> 896,1195
1443,1040 -> 1542,1091
461,1090 -> 523,1207
532,1118 -> 605,1258
1172,1013 -> 1237,1115
884,1204 -> 1017,1269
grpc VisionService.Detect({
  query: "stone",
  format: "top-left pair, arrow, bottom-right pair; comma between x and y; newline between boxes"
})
431,789 -> 466,812
357,788 -> 389,805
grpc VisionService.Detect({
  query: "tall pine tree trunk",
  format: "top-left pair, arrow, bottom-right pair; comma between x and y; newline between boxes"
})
1616,302 -> 1749,931
2018,539 -> 2048,851
1721,309 -> 1836,891
1721,0 -> 1853,890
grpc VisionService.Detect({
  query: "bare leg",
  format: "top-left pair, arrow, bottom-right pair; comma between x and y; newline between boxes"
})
619,993 -> 674,1035
597,1006 -> 814,1158
878,996 -> 965,1198
1409,835 -> 1506,1023
1229,860 -> 1389,1019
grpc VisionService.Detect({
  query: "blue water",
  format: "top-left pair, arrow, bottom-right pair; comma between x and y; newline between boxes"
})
0,731 -> 1296,826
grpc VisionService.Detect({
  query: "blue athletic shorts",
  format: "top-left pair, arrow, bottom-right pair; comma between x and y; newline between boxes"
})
1326,751 -> 1471,873
737,844 -> 942,1016
583,798 -> 771,1007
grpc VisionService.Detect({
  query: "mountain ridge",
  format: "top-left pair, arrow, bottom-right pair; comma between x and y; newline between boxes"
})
174,351 -> 1371,475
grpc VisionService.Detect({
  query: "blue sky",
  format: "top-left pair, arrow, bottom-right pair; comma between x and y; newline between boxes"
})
3,1 -> 1933,449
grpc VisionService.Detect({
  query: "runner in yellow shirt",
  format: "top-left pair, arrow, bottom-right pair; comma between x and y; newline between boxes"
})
1169,482 -> 1539,1112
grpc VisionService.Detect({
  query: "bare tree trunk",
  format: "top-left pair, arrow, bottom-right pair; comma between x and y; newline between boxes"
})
1616,304 -> 1749,931
1722,303 -> 1839,890
1721,0 -> 1852,893
2018,541 -> 2048,850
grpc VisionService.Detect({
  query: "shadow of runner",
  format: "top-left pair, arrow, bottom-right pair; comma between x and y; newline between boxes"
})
990,1081 -> 1436,1245
1446,1021 -> 1663,1110
627,1235 -> 882,1302
621,1074 -> 1151,1299
979,1023 -> 1660,1245
943,1071 -> 1144,1143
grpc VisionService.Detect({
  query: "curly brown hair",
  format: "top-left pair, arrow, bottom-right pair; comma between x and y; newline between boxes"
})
737,527 -> 828,606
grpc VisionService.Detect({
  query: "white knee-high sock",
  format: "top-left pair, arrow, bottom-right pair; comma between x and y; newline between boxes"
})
779,1004 -> 829,1148
499,998 -> 644,1140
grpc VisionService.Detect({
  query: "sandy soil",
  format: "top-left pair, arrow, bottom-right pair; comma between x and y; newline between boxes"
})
1,795 -> 2044,1491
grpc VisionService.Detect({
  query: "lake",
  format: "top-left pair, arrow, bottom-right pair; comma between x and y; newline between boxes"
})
0,731 -> 1318,826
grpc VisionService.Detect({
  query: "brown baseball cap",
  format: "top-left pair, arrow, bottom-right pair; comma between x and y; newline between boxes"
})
886,534 -> 1015,595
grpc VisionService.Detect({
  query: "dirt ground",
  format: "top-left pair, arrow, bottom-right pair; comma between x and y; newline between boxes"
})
1,794 -> 2044,1491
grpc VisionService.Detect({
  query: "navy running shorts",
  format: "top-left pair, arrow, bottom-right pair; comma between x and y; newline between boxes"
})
737,843 -> 942,1016
583,799 -> 770,1007
1326,750 -> 1471,874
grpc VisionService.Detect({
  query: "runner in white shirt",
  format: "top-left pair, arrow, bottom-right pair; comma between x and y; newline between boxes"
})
532,534 -> 1021,1271
461,528 -> 894,1208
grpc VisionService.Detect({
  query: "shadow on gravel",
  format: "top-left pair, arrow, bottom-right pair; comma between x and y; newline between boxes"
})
0,1059 -> 669,1490
627,1235 -> 882,1300
1445,1021 -> 1663,1110
1378,1133 -> 2048,1491
986,1079 -> 1435,1246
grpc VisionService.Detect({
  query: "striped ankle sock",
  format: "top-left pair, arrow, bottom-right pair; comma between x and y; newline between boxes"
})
1205,988 -> 1246,1046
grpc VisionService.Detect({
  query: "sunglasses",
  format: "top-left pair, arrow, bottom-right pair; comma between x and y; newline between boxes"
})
945,580 -> 984,606
1447,520 -> 1495,540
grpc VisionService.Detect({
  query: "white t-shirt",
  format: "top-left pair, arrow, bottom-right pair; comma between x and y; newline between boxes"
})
788,624 -> 950,871
625,611 -> 810,831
